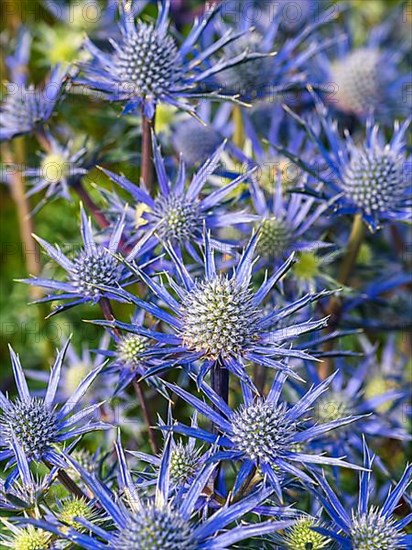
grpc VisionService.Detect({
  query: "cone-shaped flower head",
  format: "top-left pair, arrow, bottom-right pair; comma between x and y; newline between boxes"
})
313,441 -> 412,549
0,340 -> 106,482
79,0 -> 261,118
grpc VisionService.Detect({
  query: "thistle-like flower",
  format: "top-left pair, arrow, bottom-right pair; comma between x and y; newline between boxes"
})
301,339 -> 411,463
102,137 -> 256,256
0,435 -> 57,512
330,48 -> 387,117
213,5 -> 336,102
0,66 -> 67,141
78,0 -> 263,118
91,230 -> 331,384
116,333 -> 149,370
170,102 -> 248,166
250,171 -> 331,264
277,515 -> 330,549
316,14 -> 410,119
0,340 -> 106,482
96,310 -> 162,393
166,371 -> 362,500
24,434 -> 294,549
0,522 -> 54,550
277,98 -> 411,231
24,133 -> 89,205
314,441 -> 412,549
129,413 -> 204,489
20,206 -> 143,315
57,497 -> 96,531
172,116 -> 223,167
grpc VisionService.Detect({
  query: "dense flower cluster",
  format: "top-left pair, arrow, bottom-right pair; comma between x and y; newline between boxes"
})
1,2 -> 411,549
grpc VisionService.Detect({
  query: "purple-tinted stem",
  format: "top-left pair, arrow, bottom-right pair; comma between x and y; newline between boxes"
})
141,109 -> 155,192
99,297 -> 159,454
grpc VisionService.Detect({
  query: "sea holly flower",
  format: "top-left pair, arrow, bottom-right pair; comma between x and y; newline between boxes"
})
26,336 -> 109,404
102,137 -> 257,257
303,343 -> 411,456
277,98 -> 412,231
0,435 -> 58,512
78,0 -> 265,118
250,172 -> 331,264
23,434 -> 294,549
24,132 -> 89,206
173,117 -> 223,167
96,310 -> 167,394
213,4 -> 338,103
314,442 -> 412,549
0,26 -> 66,141
171,102 -> 244,167
20,206 -> 146,316
165,371 -> 363,500
0,522 -> 55,550
0,65 -> 67,141
128,412 -> 205,489
272,514 -> 331,549
91,230 -> 332,384
56,497 -> 98,532
315,12 -> 411,119
0,340 -> 107,484
288,249 -> 341,295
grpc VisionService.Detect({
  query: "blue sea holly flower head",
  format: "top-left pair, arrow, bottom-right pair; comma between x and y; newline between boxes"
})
0,65 -> 67,142
24,132 -> 89,205
271,513 -> 331,549
212,3 -> 338,103
0,521 -> 55,550
20,205 -> 148,316
0,434 -> 58,512
277,96 -> 412,231
79,0 -> 266,118
250,171 -> 331,264
171,102 -> 243,167
0,340 -> 107,483
172,117 -> 223,167
102,137 -> 257,257
315,10 -> 411,120
305,346 -> 411,447
96,310 -> 168,394
92,230 -> 332,384
314,441 -> 412,549
165,371 -> 364,501
133,437 -> 204,490
26,434 -> 295,549
26,336 -> 110,404
128,410 -> 205,490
